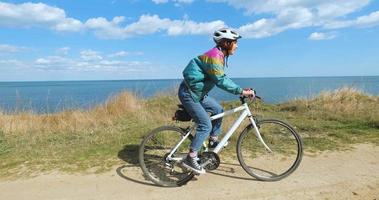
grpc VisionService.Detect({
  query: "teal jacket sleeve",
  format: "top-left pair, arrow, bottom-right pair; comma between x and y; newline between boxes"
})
201,60 -> 243,95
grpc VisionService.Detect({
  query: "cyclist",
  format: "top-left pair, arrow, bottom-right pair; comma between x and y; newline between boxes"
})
178,28 -> 255,174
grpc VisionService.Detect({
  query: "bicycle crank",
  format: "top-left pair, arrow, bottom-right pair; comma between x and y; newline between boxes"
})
199,152 -> 220,171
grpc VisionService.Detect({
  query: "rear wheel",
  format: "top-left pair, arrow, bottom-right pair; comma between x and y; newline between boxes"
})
237,119 -> 303,181
139,126 -> 195,187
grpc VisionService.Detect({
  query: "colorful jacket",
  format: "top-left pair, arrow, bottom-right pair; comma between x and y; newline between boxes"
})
182,47 -> 243,102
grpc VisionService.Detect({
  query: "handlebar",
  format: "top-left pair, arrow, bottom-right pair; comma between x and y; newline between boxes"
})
239,95 -> 261,104
239,89 -> 261,104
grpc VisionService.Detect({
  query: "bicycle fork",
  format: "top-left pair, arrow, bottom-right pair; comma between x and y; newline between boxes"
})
248,116 -> 272,153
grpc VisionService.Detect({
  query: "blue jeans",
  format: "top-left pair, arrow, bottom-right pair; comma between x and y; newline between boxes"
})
178,82 -> 223,152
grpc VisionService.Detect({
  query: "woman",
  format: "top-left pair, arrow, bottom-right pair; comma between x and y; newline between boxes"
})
178,28 -> 255,174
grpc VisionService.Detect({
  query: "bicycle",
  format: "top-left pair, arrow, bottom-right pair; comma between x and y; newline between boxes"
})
139,95 -> 303,187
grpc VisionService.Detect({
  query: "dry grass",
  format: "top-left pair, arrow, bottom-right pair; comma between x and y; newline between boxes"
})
0,91 -> 147,135
276,87 -> 379,152
279,87 -> 379,128
0,91 -> 154,177
317,87 -> 379,124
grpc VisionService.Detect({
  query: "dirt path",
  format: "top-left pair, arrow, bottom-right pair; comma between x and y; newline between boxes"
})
1,144 -> 378,200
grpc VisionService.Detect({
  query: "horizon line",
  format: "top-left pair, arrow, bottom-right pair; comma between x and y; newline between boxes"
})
1,75 -> 378,83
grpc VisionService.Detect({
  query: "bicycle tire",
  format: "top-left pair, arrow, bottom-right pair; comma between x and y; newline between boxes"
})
139,126 -> 195,187
236,119 -> 303,181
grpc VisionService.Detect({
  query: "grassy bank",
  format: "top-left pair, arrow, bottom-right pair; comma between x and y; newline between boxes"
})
0,87 -> 378,178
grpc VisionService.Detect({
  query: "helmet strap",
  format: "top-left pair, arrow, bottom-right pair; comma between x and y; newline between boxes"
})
216,45 -> 230,67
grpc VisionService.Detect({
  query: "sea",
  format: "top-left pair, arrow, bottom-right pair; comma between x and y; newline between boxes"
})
0,76 -> 378,114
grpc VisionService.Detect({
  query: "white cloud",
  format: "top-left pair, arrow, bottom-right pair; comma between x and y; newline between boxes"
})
355,10 -> 379,27
324,10 -> 379,29
152,0 -> 169,4
176,0 -> 194,3
80,50 -> 103,61
0,59 -> 28,69
33,52 -> 152,73
108,51 -> 144,57
37,57 -> 151,72
34,56 -> 76,71
124,15 -> 172,36
93,60 -> 151,72
55,47 -> 71,55
85,16 -> 127,39
239,7 -> 315,38
208,0 -> 377,38
0,44 -> 28,53
316,1 -> 370,18
0,2 -> 83,32
308,32 -> 337,40
53,18 -> 83,32
85,14 -> 226,39
166,18 -> 226,35
208,0 -> 370,17
0,1 -> 223,38
148,15 -> 225,36
1,1 -> 378,40
152,0 -> 194,5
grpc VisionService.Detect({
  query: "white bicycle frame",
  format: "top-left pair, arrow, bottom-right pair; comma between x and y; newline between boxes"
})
167,102 -> 272,162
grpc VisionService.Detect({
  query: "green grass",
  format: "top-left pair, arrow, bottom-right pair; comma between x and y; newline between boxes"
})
0,87 -> 378,178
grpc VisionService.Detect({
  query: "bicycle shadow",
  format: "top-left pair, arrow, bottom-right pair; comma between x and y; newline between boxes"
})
116,145 -> 273,185
208,162 -> 276,181
116,144 -> 158,187
117,144 -> 203,187
208,162 -> 256,181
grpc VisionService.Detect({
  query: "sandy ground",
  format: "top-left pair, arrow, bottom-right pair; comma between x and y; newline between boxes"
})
0,144 -> 378,200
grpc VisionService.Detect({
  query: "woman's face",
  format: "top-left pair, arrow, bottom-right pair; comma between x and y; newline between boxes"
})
228,40 -> 238,55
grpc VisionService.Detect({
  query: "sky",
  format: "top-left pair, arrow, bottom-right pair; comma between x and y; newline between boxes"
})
0,0 -> 378,81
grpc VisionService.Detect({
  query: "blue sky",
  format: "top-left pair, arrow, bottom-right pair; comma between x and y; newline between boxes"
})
0,0 -> 378,81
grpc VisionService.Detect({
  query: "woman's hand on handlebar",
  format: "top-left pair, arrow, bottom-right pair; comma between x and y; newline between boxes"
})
241,88 -> 256,99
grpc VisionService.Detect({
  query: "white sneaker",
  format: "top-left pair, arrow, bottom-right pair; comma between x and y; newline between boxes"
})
182,155 -> 206,174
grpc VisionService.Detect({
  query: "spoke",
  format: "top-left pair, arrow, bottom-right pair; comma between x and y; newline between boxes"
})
151,136 -> 163,147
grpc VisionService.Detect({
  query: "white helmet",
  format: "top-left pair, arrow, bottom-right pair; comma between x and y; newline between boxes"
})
213,28 -> 242,44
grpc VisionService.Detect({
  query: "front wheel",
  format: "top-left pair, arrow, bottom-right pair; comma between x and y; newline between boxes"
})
139,126 -> 195,187
237,119 -> 303,181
